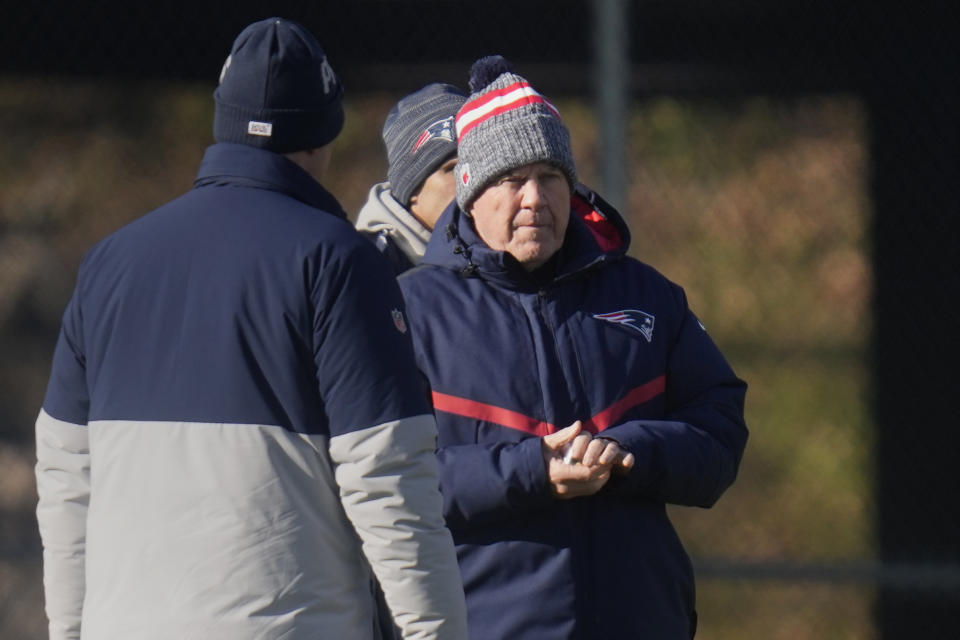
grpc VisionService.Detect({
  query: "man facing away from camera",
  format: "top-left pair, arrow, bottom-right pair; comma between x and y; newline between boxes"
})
356,83 -> 467,274
34,17 -> 467,640
397,55 -> 749,639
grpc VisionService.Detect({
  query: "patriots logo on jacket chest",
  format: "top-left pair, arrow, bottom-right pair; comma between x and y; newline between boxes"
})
593,309 -> 656,342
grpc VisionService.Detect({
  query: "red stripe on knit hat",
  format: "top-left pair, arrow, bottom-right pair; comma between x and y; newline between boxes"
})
462,81 -> 554,115
456,81 -> 561,142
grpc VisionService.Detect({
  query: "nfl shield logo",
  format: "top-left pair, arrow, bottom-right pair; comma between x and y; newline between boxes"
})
391,309 -> 407,334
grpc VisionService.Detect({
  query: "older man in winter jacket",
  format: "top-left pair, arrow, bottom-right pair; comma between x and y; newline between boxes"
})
397,55 -> 749,639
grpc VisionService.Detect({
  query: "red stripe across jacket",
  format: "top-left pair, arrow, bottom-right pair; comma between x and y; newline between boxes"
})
432,375 -> 666,437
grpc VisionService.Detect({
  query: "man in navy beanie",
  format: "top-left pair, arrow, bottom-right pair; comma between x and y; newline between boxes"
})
34,17 -> 467,640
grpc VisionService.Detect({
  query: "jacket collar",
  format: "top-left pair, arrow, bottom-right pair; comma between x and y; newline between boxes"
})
421,184 -> 631,291
355,182 -> 433,263
193,143 -> 347,219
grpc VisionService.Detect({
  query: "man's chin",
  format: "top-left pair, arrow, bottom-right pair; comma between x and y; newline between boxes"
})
512,244 -> 558,270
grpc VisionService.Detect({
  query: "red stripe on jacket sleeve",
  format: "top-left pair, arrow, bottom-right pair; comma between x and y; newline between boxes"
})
585,375 -> 666,432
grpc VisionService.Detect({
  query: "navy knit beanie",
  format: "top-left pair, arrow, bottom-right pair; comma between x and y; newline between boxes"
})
382,83 -> 467,206
213,17 -> 344,153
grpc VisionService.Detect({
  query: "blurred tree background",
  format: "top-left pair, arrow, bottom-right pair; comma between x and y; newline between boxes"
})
0,1 -> 956,638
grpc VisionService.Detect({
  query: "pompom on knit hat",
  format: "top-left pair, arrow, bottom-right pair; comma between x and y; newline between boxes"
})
454,55 -> 576,211
383,83 -> 467,206
213,17 -> 344,153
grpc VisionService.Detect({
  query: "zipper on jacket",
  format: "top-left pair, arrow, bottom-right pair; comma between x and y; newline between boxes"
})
538,282 -> 591,429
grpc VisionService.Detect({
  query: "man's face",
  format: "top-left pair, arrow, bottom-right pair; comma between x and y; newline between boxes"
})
409,156 -> 458,231
469,162 -> 570,270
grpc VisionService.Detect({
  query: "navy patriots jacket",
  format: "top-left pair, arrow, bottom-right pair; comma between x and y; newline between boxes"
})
398,185 -> 748,639
35,143 -> 467,640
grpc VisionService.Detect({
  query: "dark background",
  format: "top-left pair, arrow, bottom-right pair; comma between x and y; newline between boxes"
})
2,1 -> 957,637
3,1 -> 950,94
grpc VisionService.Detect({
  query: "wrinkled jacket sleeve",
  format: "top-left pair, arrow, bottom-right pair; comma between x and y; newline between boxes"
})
435,438 -> 553,532
35,292 -> 90,640
312,243 -> 468,640
601,292 -> 748,507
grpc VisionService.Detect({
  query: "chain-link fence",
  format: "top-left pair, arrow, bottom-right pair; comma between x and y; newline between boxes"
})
2,2 -> 957,638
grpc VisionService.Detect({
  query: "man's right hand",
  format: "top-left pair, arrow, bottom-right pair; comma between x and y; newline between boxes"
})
541,421 -> 631,499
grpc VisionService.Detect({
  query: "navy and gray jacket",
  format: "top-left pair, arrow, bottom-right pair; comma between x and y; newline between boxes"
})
398,185 -> 748,639
35,143 -> 467,640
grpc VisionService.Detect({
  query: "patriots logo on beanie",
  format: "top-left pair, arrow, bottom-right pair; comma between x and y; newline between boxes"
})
412,116 -> 456,153
453,55 -> 577,211
383,83 -> 467,206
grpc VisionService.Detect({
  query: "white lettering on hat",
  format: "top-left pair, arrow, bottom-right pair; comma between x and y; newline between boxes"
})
320,58 -> 336,95
218,54 -> 232,84
248,121 -> 273,137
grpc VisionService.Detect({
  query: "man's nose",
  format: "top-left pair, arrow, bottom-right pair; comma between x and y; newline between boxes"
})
519,179 -> 544,208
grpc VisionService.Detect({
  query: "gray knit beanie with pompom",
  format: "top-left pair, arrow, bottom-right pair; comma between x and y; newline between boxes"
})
453,55 -> 576,211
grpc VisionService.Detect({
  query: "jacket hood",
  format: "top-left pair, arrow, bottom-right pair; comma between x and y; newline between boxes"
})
355,182 -> 433,265
194,143 -> 348,218
419,183 -> 631,290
